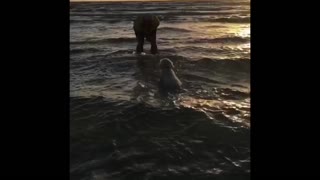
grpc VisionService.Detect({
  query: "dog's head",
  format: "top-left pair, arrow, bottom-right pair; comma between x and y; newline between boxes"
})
159,58 -> 174,69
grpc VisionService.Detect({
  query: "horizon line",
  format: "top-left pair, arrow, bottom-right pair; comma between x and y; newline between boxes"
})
70,0 -> 213,2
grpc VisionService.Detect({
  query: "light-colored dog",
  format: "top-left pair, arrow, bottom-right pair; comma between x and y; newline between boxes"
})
159,58 -> 182,93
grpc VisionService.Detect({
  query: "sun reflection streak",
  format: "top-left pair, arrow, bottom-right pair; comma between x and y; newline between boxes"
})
178,96 -> 250,127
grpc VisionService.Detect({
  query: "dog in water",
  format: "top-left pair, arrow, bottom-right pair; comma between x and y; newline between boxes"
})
159,58 -> 182,94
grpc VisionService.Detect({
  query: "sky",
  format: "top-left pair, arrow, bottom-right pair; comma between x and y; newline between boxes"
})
70,0 -> 177,1
69,0 -> 230,2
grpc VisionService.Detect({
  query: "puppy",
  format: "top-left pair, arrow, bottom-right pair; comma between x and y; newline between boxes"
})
159,58 -> 182,93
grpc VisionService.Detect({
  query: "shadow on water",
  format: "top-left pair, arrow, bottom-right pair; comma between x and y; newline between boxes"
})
70,95 -> 250,180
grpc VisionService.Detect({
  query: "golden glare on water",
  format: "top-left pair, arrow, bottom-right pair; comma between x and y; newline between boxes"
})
178,97 -> 250,127
238,27 -> 251,37
223,24 -> 250,39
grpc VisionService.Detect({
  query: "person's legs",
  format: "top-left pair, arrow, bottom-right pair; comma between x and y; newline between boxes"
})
148,30 -> 158,54
135,31 -> 144,54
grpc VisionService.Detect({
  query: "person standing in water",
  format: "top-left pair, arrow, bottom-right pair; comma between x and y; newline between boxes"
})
133,15 -> 160,54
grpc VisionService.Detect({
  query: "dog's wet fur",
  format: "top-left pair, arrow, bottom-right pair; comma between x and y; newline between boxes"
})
158,58 -> 182,94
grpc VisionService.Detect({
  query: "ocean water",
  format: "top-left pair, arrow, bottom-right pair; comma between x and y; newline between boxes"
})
70,0 -> 250,179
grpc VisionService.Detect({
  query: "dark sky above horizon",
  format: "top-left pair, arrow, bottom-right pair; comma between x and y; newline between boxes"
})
70,0 -> 220,2
70,0 -> 180,1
